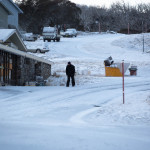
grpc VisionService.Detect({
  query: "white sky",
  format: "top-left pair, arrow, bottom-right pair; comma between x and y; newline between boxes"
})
70,0 -> 150,7
13,0 -> 150,8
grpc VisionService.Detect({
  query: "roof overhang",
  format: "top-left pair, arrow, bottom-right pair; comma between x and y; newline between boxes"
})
9,0 -> 23,13
0,1 -> 13,15
0,44 -> 53,65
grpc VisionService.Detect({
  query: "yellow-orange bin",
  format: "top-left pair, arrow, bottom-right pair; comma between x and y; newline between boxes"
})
105,66 -> 123,77
105,63 -> 130,77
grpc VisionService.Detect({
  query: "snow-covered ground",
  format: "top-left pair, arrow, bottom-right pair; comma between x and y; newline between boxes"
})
0,33 -> 150,150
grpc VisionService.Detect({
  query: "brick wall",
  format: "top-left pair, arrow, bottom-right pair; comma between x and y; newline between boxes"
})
16,56 -> 51,85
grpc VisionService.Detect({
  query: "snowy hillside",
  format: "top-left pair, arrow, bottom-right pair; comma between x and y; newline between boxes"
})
27,33 -> 150,86
0,33 -> 150,150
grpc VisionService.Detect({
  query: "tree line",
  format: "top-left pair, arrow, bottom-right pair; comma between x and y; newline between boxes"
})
16,0 -> 81,33
79,2 -> 150,33
16,0 -> 150,34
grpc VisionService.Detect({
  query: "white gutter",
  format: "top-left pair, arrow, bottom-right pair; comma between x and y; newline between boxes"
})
0,44 -> 53,65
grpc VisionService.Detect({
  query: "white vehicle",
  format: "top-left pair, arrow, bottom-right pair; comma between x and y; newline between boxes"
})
106,30 -> 117,34
22,33 -> 37,41
63,28 -> 77,37
27,47 -> 49,53
60,30 -> 65,36
42,26 -> 60,42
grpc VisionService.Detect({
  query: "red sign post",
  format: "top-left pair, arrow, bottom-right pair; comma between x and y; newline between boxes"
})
122,60 -> 125,104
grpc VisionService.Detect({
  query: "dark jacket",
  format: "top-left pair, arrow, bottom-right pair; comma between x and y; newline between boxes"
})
66,64 -> 75,76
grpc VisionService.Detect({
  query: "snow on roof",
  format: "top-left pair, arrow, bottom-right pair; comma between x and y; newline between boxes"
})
0,29 -> 27,51
0,29 -> 16,42
43,27 -> 56,33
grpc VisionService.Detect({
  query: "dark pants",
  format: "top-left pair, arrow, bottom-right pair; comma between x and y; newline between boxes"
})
66,75 -> 75,87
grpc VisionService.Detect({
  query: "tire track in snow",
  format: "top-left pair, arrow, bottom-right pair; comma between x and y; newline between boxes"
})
69,80 -> 150,126
70,107 -> 100,125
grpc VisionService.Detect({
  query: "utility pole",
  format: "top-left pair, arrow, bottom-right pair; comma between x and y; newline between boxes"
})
128,23 -> 130,34
99,22 -> 101,33
145,23 -> 147,33
95,19 -> 100,33
142,21 -> 145,53
143,34 -> 145,53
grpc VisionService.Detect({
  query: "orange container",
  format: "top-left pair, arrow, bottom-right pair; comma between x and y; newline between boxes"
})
105,66 -> 122,77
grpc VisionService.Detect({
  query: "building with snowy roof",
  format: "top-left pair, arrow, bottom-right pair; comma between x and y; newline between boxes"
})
0,29 -> 52,86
